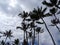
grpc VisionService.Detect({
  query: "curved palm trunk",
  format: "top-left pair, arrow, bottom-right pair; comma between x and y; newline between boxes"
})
41,18 -> 56,45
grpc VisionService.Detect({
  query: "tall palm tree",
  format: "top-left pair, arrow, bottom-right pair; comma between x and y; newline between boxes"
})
16,22 -> 28,40
1,30 -> 13,42
42,0 -> 60,9
30,7 -> 56,45
49,7 -> 60,32
50,18 -> 60,32
42,0 -> 60,32
42,0 -> 60,22
28,21 -> 36,45
35,27 -> 44,45
18,11 -> 29,40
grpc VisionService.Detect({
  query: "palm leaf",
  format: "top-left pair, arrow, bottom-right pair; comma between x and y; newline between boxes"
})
50,0 -> 57,5
36,21 -> 44,24
44,13 -> 52,17
49,24 -> 55,26
16,26 -> 23,30
25,19 -> 31,21
57,11 -> 60,14
42,1 -> 54,7
50,8 -> 58,14
42,7 -> 47,13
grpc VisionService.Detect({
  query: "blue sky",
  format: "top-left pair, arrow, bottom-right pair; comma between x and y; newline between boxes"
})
0,0 -> 60,45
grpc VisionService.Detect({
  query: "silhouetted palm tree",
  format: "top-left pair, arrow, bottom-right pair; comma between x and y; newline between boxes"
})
50,19 -> 60,32
35,27 -> 44,45
16,22 -> 29,42
1,40 -> 5,45
18,11 -> 28,21
28,21 -> 36,45
42,0 -> 60,9
42,0 -> 60,32
30,7 -> 56,45
14,39 -> 19,45
18,11 -> 29,40
1,30 -> 13,42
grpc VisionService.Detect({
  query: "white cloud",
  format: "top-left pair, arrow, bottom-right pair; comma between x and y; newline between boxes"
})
9,0 -> 17,8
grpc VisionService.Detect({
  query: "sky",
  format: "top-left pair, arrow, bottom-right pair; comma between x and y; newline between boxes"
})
0,0 -> 60,45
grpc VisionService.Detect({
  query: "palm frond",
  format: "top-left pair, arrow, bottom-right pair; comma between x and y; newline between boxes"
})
42,7 -> 47,13
42,1 -> 54,7
16,26 -> 23,30
49,24 -> 55,26
25,19 -> 31,21
36,21 -> 44,24
50,8 -> 58,14
50,0 -> 57,5
57,11 -> 60,14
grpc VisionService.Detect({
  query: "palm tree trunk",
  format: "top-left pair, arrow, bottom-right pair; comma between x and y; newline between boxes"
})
41,18 -> 56,45
24,31 -> 25,39
55,24 -> 60,32
32,20 -> 35,45
26,31 -> 28,42
32,28 -> 35,45
38,33 -> 39,45
5,37 -> 7,42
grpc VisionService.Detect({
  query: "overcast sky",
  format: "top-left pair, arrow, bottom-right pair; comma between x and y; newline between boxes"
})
0,0 -> 60,45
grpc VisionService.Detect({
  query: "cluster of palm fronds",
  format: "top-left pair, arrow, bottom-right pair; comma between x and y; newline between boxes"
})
0,0 -> 60,45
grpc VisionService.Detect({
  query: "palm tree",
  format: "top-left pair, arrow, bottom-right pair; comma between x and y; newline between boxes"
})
1,40 -> 5,45
30,7 -> 56,45
18,11 -> 28,21
42,0 -> 60,32
35,27 -> 44,45
42,0 -> 60,9
1,30 -> 13,42
50,19 -> 60,32
16,22 -> 28,39
28,21 -> 36,45
14,39 -> 19,45
18,11 -> 29,40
